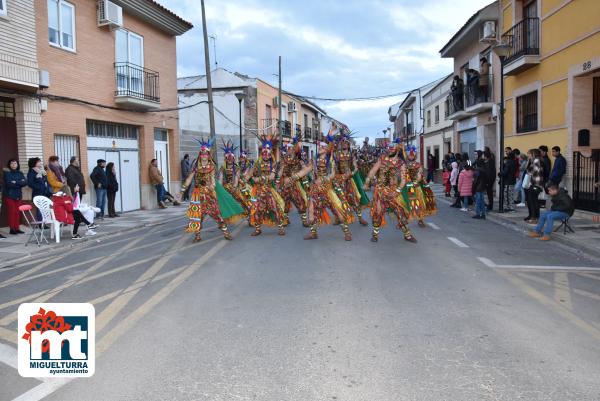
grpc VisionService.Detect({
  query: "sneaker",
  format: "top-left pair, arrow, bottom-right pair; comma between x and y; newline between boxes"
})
460,208 -> 469,212
539,235 -> 551,241
0,234 -> 6,240
87,224 -> 98,230
528,231 -> 541,238
71,234 -> 83,240
86,229 -> 97,236
516,203 -> 526,207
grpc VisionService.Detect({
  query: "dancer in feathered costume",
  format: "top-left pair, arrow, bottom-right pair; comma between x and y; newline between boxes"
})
364,138 -> 416,243
332,126 -> 370,226
277,134 -> 309,227
236,149 -> 254,216
219,140 -> 252,216
179,138 -> 244,242
401,145 -> 437,227
295,131 -> 353,241
244,134 -> 287,236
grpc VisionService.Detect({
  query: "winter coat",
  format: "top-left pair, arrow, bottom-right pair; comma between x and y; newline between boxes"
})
550,188 -> 574,215
500,157 -> 517,185
27,169 -> 52,198
65,164 -> 86,195
181,159 -> 191,180
450,162 -> 459,186
473,166 -> 488,193
149,165 -> 164,185
550,154 -> 566,185
526,158 -> 544,189
107,171 -> 119,193
46,169 -> 65,193
541,155 -> 551,183
90,165 -> 108,189
484,157 -> 496,185
457,169 -> 474,196
2,168 -> 27,200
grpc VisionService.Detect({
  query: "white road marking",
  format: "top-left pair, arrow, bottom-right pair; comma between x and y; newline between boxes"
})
0,341 -> 17,369
447,237 -> 469,248
428,222 -> 441,230
477,257 -> 600,272
11,379 -> 73,401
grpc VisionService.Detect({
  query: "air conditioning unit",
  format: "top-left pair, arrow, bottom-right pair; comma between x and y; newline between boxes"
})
272,96 -> 279,107
288,101 -> 297,112
481,21 -> 496,41
97,0 -> 123,28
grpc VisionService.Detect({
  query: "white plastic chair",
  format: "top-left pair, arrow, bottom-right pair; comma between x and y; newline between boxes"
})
33,196 -> 63,243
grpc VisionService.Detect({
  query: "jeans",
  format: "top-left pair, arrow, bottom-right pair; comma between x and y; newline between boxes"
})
95,188 -> 107,217
475,192 -> 486,216
503,184 -> 514,210
155,184 -> 166,204
534,210 -> 569,236
463,196 -> 471,208
514,178 -> 525,203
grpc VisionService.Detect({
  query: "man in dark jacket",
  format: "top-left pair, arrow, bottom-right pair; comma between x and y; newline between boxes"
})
65,156 -> 86,197
180,154 -> 191,201
529,183 -> 574,241
539,145 -> 552,184
483,147 -> 496,211
90,159 -> 107,219
499,151 -> 517,212
472,159 -> 488,219
549,146 -> 566,185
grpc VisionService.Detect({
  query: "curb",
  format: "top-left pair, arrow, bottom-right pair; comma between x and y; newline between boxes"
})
0,218 -> 176,270
436,194 -> 600,262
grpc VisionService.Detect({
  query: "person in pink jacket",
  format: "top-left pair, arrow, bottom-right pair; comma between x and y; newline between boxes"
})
457,161 -> 474,211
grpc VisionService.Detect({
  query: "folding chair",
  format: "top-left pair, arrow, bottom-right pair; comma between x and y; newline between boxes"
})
33,196 -> 64,243
554,217 -> 575,234
19,204 -> 48,246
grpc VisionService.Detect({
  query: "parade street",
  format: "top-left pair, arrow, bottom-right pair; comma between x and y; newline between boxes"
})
0,200 -> 599,401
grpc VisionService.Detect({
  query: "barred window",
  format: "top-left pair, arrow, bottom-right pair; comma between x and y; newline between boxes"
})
86,120 -> 139,139
0,100 -> 14,118
516,91 -> 538,133
593,77 -> 600,125
434,105 -> 440,124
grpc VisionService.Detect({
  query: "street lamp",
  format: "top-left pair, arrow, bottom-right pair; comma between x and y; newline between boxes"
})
492,42 -> 511,213
234,92 -> 246,156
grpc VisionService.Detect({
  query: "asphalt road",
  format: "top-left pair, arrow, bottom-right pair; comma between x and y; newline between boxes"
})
1,199 -> 599,401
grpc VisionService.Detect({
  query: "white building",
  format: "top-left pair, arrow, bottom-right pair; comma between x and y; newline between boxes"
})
423,73 -> 455,175
388,87 -> 430,163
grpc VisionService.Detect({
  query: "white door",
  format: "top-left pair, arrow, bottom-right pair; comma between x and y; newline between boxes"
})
119,150 -> 140,211
154,140 -> 169,192
105,151 -> 123,213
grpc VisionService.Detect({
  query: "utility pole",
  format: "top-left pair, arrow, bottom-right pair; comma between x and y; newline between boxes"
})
278,56 -> 283,145
201,0 -> 216,156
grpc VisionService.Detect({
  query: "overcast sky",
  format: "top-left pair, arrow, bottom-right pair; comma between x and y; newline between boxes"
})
159,0 -> 492,140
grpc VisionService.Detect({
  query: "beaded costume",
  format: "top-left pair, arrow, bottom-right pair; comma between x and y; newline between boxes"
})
277,136 -> 309,227
365,139 -> 416,243
401,145 -> 437,226
219,141 -> 252,216
179,138 -> 244,242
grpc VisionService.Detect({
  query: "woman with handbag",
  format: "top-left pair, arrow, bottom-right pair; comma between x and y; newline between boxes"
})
523,149 -> 545,224
106,162 -> 120,218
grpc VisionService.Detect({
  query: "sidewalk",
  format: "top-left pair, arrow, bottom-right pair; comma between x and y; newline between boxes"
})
430,184 -> 600,259
0,203 -> 186,268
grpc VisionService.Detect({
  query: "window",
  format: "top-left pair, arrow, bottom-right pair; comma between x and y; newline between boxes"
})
516,91 -> 538,133
116,29 -> 144,94
0,0 -> 7,16
48,0 -> 75,51
426,110 -> 431,127
154,128 -> 168,141
434,105 -> 440,124
444,98 -> 450,117
0,100 -> 14,118
86,120 -> 139,139
593,77 -> 600,125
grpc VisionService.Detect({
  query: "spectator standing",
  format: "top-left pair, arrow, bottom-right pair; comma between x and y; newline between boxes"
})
483,147 -> 496,211
450,161 -> 460,207
528,183 -> 574,241
499,150 -> 517,212
451,75 -> 464,111
524,149 -> 545,224
106,162 -> 120,218
2,159 -> 26,234
65,156 -> 86,198
442,166 -> 451,197
47,156 -> 67,194
539,146 -> 552,184
90,159 -> 108,219
479,57 -> 490,102
515,153 -> 528,207
426,153 -> 434,183
180,154 -> 192,201
472,158 -> 488,219
149,159 -> 167,209
549,146 -> 567,186
27,157 -> 52,223
458,161 -> 474,212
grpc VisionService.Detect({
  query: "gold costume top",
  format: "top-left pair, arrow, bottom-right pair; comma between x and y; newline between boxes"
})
376,156 -> 403,187
335,149 -> 353,177
221,162 -> 236,185
194,162 -> 216,188
253,159 -> 275,186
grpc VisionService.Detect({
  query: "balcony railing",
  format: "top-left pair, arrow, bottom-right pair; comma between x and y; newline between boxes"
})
501,18 -> 540,65
304,127 -> 312,139
280,120 -> 292,137
114,62 -> 160,103
465,74 -> 493,107
295,124 -> 302,137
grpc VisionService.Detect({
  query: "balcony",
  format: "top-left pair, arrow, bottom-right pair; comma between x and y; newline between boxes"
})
501,18 -> 540,76
446,94 -> 473,120
465,74 -> 494,113
304,127 -> 312,140
295,124 -> 302,137
280,120 -> 292,137
114,62 -> 160,109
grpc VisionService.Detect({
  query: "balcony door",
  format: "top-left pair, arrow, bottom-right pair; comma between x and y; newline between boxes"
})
116,30 -> 144,96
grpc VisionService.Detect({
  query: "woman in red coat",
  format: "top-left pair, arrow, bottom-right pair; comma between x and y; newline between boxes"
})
457,161 -> 474,212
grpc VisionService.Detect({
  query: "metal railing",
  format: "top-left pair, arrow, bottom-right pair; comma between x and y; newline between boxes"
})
295,124 -> 302,137
465,74 -> 494,107
573,151 -> 600,212
446,93 -> 464,115
114,62 -> 160,102
304,127 -> 312,140
280,120 -> 292,137
501,18 -> 540,65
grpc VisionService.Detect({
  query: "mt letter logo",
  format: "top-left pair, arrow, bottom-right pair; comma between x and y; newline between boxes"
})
18,303 -> 95,378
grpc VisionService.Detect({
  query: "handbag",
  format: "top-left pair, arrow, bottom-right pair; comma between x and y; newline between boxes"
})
522,173 -> 532,189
